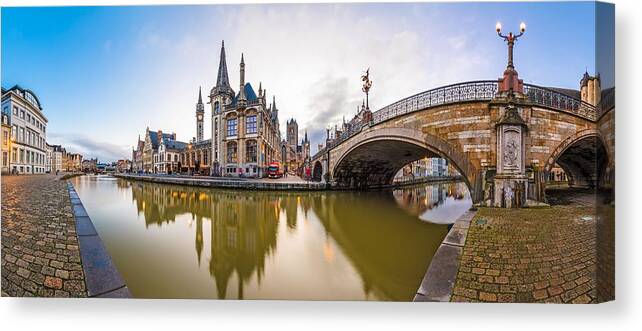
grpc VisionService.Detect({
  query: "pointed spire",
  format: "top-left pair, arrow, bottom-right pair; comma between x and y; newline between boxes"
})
215,40 -> 231,90
198,86 -> 203,104
239,53 -> 246,102
272,95 -> 276,110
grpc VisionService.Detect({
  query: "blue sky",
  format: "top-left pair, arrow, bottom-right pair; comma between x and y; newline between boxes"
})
1,2 -> 608,161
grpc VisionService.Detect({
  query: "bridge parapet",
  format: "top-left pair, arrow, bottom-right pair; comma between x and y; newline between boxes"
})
312,80 -> 601,161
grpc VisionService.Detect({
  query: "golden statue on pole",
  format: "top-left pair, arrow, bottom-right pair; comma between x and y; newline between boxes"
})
361,67 -> 372,110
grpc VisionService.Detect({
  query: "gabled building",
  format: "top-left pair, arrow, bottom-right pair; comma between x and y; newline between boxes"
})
143,128 -> 177,173
209,41 -> 282,177
132,136 -> 145,173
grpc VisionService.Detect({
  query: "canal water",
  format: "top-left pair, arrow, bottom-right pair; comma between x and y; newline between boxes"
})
71,175 -> 471,301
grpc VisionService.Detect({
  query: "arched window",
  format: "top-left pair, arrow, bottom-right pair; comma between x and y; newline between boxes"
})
227,142 -> 238,163
246,140 -> 257,163
214,101 -> 220,114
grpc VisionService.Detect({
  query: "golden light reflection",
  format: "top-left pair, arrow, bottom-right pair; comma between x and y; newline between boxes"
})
323,240 -> 335,263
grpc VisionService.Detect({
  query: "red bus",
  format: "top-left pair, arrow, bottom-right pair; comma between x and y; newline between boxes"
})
267,162 -> 283,179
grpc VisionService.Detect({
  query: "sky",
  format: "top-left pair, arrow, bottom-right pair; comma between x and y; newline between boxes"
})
1,2 -> 610,162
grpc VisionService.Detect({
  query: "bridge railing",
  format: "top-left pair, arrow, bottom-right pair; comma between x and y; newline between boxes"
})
372,80 -> 499,125
312,80 -> 599,160
523,84 -> 597,121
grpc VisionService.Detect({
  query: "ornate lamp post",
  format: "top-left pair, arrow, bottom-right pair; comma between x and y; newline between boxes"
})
492,22 -> 529,208
361,68 -> 373,110
496,22 -> 526,94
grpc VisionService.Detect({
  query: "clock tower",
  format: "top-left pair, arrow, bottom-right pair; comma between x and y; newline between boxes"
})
196,86 -> 204,142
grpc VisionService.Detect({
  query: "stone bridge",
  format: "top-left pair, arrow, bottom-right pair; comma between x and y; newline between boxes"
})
311,80 -> 614,207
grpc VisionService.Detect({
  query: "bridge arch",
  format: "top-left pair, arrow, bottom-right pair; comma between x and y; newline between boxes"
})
545,129 -> 610,188
312,160 -> 323,182
331,127 -> 480,200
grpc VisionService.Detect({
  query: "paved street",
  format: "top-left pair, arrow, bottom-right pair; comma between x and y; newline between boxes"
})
450,189 -> 603,303
1,175 -> 87,297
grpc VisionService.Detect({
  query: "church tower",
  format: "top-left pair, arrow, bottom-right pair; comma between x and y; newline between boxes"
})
196,87 -> 204,142
210,40 -> 235,175
287,119 -> 298,147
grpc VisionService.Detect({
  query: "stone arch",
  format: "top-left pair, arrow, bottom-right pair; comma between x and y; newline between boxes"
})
331,127 -> 480,201
312,160 -> 323,182
544,129 -> 610,188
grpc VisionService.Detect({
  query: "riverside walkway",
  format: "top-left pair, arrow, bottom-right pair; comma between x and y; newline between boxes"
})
447,189 -> 609,303
1,174 -> 87,297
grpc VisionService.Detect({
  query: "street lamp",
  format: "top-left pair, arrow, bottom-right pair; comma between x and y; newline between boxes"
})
496,21 -> 526,70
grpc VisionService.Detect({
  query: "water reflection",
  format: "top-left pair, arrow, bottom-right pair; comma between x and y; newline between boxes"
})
74,176 -> 469,300
393,182 -> 472,224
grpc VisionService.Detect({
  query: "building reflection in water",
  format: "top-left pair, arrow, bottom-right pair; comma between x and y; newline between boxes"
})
128,181 -> 281,299
112,179 -> 457,300
392,182 -> 472,224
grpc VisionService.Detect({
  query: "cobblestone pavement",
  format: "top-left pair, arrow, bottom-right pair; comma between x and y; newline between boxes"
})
1,175 -> 87,297
451,188 -> 606,303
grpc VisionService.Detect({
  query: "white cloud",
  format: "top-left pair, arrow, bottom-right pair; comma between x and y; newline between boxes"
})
102,4 -> 496,157
203,4 -> 493,152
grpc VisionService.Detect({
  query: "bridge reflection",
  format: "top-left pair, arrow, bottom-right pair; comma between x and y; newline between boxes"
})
122,180 -> 451,300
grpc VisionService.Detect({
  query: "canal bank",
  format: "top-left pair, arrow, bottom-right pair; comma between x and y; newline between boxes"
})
65,182 -> 131,297
113,173 -> 327,191
113,173 -> 464,192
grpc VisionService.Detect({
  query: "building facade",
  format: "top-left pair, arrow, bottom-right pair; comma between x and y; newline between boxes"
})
209,41 -> 282,177
81,158 -> 97,173
132,137 -> 145,173
158,138 -> 186,174
65,153 -> 83,172
143,128 -> 177,173
1,85 -> 48,174
1,112 -> 11,174
49,144 -> 64,173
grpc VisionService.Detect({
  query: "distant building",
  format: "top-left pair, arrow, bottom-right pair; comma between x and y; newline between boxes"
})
132,136 -> 145,173
116,159 -> 131,173
143,128 -> 176,173
1,85 -> 48,174
82,158 -> 97,173
45,143 -> 52,173
549,164 -> 568,182
47,144 -> 64,173
282,119 -> 311,175
65,153 -> 83,172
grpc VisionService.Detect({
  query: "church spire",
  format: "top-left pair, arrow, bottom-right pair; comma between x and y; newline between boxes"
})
197,86 -> 203,105
215,40 -> 231,91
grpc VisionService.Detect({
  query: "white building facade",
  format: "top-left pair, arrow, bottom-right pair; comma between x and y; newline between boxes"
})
1,85 -> 48,174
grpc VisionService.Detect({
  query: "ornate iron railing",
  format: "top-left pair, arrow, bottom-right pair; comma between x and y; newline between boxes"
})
372,80 -> 499,125
523,84 -> 596,120
312,80 -> 599,160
